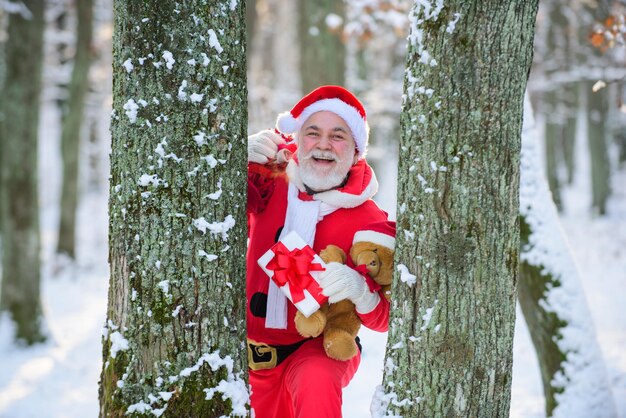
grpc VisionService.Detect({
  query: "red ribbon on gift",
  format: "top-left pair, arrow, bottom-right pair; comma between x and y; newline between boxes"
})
355,264 -> 382,293
266,242 -> 325,303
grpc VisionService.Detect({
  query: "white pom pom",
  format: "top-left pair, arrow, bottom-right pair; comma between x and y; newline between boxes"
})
276,112 -> 298,134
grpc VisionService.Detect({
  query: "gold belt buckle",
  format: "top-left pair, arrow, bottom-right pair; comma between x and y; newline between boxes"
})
247,338 -> 278,370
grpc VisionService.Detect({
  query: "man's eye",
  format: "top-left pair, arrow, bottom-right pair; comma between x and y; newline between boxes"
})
332,135 -> 345,141
307,132 -> 319,137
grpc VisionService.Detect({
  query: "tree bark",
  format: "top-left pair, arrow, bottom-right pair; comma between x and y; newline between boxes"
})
98,2 -> 249,416
374,2 -> 537,417
0,0 -> 46,345
298,0 -> 345,92
57,0 -> 94,258
518,95 -> 616,418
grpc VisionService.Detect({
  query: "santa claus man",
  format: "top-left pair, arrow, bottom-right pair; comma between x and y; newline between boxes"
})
247,85 -> 394,418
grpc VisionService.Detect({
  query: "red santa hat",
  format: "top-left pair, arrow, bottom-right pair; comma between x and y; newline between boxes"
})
353,220 -> 396,250
276,85 -> 369,158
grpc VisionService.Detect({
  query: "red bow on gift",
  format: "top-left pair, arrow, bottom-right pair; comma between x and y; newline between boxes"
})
267,242 -> 325,303
355,264 -> 382,293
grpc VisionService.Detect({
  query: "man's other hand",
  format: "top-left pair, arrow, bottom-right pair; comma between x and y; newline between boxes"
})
248,129 -> 286,164
319,262 -> 380,314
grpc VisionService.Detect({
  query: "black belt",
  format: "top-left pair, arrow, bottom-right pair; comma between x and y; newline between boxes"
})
247,338 -> 307,370
247,336 -> 362,370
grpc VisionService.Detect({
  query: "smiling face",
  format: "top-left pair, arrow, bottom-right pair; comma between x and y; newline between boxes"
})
296,111 -> 358,192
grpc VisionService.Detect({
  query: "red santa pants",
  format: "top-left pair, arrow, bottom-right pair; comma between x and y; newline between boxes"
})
249,337 -> 360,418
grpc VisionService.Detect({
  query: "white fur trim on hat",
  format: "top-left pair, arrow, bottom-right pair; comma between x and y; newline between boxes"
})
276,98 -> 369,158
353,230 -> 395,250
276,111 -> 299,134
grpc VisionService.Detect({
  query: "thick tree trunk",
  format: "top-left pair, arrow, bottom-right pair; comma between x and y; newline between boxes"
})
298,0 -> 345,92
586,81 -> 611,215
57,0 -> 94,258
0,0 -> 46,345
373,2 -> 537,417
98,2 -> 249,416
518,96 -> 616,418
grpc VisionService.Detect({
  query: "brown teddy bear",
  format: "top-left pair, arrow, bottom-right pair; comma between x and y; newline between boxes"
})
294,221 -> 396,361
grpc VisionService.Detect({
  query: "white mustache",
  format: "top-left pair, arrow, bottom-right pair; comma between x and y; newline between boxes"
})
303,150 -> 339,162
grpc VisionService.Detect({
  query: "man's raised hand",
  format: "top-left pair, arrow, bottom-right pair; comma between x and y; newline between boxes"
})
247,129 -> 286,164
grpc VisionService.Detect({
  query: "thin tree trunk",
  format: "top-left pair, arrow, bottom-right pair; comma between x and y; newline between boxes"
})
98,2 -> 249,416
518,95 -> 616,418
561,82 -> 578,185
57,0 -> 94,258
298,0 -> 345,92
586,81 -> 611,215
544,89 -> 563,211
0,0 -> 46,345
373,2 -> 537,417
246,0 -> 256,65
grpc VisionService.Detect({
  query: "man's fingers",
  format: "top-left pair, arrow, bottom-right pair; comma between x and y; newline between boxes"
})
266,131 -> 286,146
253,141 -> 278,158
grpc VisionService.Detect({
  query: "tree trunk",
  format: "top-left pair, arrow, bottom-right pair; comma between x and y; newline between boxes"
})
373,2 -> 537,417
98,2 -> 249,416
586,81 -> 611,215
518,95 -> 616,418
298,0 -> 345,92
246,0 -> 256,65
0,0 -> 46,345
57,0 -> 94,258
561,82 -> 578,185
544,89 -> 563,211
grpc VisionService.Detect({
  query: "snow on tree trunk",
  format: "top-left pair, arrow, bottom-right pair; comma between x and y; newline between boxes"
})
298,0 -> 345,92
57,0 -> 94,259
518,95 -> 617,417
373,1 -> 537,417
0,0 -> 46,345
98,2 -> 249,416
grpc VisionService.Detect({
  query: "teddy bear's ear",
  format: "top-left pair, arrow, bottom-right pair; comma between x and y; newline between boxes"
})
320,245 -> 346,264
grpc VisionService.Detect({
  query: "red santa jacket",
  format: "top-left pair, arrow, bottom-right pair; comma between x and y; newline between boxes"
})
247,159 -> 390,346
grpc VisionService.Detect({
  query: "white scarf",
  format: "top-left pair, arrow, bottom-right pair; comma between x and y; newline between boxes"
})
265,183 -> 337,329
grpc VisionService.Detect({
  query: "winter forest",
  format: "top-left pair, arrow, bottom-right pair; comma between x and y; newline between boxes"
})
0,0 -> 625,417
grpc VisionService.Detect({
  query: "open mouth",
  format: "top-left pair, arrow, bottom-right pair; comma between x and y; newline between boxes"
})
312,156 -> 336,164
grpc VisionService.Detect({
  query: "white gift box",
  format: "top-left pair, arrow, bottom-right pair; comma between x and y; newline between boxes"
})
257,231 -> 327,317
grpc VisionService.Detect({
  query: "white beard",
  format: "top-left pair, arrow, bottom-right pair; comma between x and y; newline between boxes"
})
297,149 -> 354,192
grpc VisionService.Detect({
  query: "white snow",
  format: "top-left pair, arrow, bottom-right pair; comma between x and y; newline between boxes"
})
396,264 -> 417,286
207,29 -> 223,54
162,50 -> 175,70
189,93 -> 204,103
177,80 -> 188,100
108,331 -> 129,359
192,215 -> 236,240
198,250 -> 218,262
122,58 -> 134,73
123,98 -> 139,123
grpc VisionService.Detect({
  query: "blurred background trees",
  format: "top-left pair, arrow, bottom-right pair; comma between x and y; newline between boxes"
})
0,0 -> 624,415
